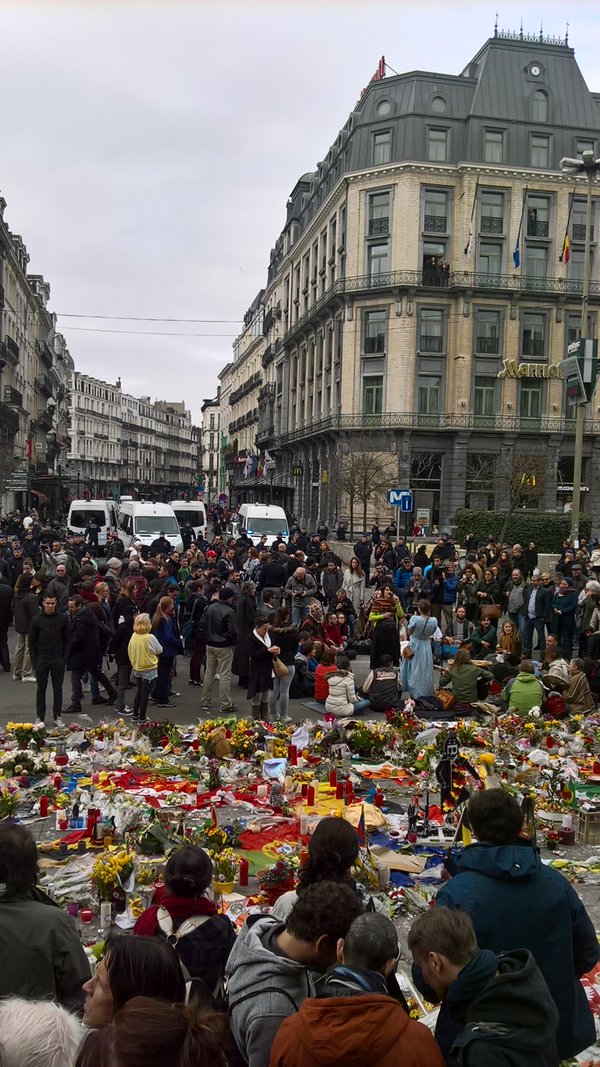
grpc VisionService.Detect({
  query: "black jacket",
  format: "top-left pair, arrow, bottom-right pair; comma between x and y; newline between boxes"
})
149,536 -> 173,555
198,600 -> 238,647
28,610 -> 70,666
446,948 -> 559,1067
247,631 -> 275,699
12,589 -> 39,634
259,560 -> 287,590
522,583 -> 553,621
67,606 -> 102,670
0,580 -> 13,630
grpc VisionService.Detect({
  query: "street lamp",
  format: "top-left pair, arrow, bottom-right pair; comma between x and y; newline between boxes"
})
559,150 -> 600,542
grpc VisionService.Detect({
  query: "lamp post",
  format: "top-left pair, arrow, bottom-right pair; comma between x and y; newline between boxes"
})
560,150 -> 600,542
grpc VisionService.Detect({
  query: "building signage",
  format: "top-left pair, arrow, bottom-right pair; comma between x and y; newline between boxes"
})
292,465 -> 303,476
497,360 -> 562,380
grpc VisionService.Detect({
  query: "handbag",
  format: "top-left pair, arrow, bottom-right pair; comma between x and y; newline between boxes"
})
435,688 -> 456,710
402,645 -> 414,659
272,656 -> 289,678
480,604 -> 501,620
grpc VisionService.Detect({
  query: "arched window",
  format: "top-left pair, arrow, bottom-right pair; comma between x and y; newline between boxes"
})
531,90 -> 548,122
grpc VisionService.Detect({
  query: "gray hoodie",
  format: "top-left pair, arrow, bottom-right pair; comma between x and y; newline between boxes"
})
225,915 -> 316,1067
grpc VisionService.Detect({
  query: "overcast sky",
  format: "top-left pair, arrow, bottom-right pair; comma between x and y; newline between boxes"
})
2,0 -> 600,424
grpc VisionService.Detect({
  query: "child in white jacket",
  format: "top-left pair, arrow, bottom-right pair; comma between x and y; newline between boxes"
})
325,656 -> 371,718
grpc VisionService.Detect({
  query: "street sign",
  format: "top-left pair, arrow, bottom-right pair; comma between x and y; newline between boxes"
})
218,493 -> 228,504
387,489 -> 413,511
562,339 -> 600,403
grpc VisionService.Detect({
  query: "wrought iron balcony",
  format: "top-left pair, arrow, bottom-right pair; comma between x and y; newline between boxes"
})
476,336 -> 500,354
3,337 -> 19,362
527,219 -> 549,238
35,373 -> 53,397
572,223 -> 595,242
419,335 -> 444,352
3,385 -> 23,408
369,217 -> 390,236
0,400 -> 20,435
480,216 -> 504,234
424,214 -> 447,233
36,339 -> 54,368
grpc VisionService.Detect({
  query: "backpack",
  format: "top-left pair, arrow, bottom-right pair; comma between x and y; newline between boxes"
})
156,906 -> 226,1007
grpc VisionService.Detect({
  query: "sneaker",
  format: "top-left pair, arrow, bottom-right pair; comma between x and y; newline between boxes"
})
278,714 -> 293,723
132,711 -> 140,722
169,692 -> 181,698
116,706 -> 133,716
12,674 -> 21,681
221,705 -> 240,715
54,717 -> 65,728
91,696 -> 109,706
82,684 -> 91,693
138,714 -> 148,724
188,680 -> 202,687
22,676 -> 36,683
154,700 -> 177,708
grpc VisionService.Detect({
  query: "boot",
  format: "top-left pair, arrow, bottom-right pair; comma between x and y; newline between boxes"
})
260,701 -> 270,722
252,704 -> 261,721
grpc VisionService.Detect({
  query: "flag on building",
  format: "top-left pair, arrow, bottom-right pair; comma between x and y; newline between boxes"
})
356,804 -> 367,847
464,223 -> 473,256
513,237 -> 520,269
243,455 -> 252,479
264,450 -> 276,475
559,234 -> 570,265
257,456 -> 263,478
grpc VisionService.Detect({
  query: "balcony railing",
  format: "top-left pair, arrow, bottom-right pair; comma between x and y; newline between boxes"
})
35,373 -> 53,397
527,219 -> 549,238
0,400 -> 20,435
476,336 -> 500,353
271,411 -> 600,446
423,214 -> 447,233
282,270 -> 600,345
480,216 -> 504,234
419,335 -> 443,352
3,385 -> 23,408
368,217 -> 389,236
572,223 -> 595,242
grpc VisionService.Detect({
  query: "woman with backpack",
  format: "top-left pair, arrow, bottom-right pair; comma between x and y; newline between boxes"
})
134,845 -> 236,1005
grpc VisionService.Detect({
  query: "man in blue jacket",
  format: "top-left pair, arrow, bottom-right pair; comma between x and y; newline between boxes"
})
435,789 -> 598,1061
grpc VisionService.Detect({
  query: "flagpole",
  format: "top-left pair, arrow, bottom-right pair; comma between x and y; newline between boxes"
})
513,185 -> 528,271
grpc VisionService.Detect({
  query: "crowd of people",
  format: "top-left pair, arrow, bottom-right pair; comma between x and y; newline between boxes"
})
1,509 -> 600,724
0,791 -> 597,1067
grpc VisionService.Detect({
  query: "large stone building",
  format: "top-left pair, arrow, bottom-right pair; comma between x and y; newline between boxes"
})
0,197 -> 73,515
68,374 -> 197,500
223,28 -> 600,530
200,394 -> 221,500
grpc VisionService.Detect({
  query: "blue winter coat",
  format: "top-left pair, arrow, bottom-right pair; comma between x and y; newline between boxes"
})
442,573 -> 460,605
153,616 -> 182,658
436,841 -> 599,1059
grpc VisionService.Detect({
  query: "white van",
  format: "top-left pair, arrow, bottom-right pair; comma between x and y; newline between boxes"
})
117,500 -> 184,553
169,500 -> 208,540
229,503 -> 289,547
67,500 -> 118,550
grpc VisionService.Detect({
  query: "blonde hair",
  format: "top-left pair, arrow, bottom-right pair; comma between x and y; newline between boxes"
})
133,613 -> 151,634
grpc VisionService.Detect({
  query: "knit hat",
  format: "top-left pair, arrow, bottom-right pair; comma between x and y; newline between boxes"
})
564,577 -> 574,587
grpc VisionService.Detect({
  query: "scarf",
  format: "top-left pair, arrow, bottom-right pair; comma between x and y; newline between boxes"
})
133,893 -> 217,937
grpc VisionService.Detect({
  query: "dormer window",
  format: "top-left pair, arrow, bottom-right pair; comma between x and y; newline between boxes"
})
531,89 -> 548,122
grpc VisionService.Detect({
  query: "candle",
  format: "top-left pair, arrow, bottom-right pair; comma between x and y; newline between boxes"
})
91,772 -> 100,785
53,774 -> 62,789
80,908 -> 93,924
306,785 -> 315,806
59,818 -> 68,831
301,783 -> 308,797
238,858 -> 249,886
39,795 -> 48,817
191,738 -> 199,750
329,769 -> 337,788
300,849 -> 309,867
374,789 -> 384,809
287,745 -> 297,765
300,814 -> 309,835
257,783 -> 269,798
336,782 -> 344,799
345,779 -> 353,796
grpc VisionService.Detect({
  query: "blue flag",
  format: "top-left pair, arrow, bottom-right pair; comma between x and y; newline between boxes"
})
513,238 -> 520,269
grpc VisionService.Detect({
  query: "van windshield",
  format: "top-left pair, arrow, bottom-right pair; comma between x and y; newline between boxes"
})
246,517 -> 288,535
134,516 -> 180,537
173,509 -> 205,527
69,510 -> 107,528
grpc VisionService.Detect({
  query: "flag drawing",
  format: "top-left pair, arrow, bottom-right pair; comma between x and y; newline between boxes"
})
356,804 -> 367,847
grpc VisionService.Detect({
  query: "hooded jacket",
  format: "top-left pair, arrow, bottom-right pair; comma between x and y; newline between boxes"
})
28,609 -> 70,666
270,970 -> 444,1067
446,947 -> 559,1067
325,669 -> 360,717
501,671 -> 544,716
436,842 -> 598,1059
225,915 -> 316,1067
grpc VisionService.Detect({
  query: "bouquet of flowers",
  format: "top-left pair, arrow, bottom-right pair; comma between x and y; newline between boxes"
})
258,858 -> 297,903
6,722 -> 46,749
138,720 -> 182,749
346,723 -> 391,760
91,849 -> 135,902
0,787 -> 18,819
210,847 -> 238,893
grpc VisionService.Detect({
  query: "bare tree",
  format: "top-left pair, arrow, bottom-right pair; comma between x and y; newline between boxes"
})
467,450 -> 547,543
339,449 -> 396,537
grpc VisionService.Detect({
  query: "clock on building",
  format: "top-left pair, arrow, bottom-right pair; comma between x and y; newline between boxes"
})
530,64 -> 541,77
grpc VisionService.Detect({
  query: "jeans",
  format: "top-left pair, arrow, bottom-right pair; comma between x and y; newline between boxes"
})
508,611 -> 527,638
523,617 -> 546,657
71,666 -> 116,709
292,603 -> 309,627
189,639 -> 206,683
116,663 -> 131,710
13,633 -> 33,679
133,676 -> 152,720
153,655 -> 175,704
354,698 -> 371,713
202,646 -> 234,711
35,659 -> 65,721
268,666 -> 295,719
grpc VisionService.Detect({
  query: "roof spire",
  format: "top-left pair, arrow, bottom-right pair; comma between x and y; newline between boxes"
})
519,17 -> 523,39
539,20 -> 543,42
565,19 -> 569,45
494,10 -> 498,36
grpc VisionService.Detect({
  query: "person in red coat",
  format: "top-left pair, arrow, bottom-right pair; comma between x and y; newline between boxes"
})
269,913 -> 444,1067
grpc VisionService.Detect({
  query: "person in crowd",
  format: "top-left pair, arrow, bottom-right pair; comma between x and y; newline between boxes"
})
127,613 -> 163,723
541,645 -> 571,690
149,531 -> 173,556
76,996 -> 233,1067
150,596 -> 182,708
232,580 -> 257,688
401,598 -> 437,700
563,657 -> 596,714
66,595 -> 117,717
434,789 -> 599,1061
199,588 -> 239,716
368,586 -> 403,667
353,534 -> 372,584
321,559 -> 343,611
314,645 -> 338,703
322,611 -> 346,649
469,615 -> 497,658
361,653 -> 400,712
342,556 -> 365,613
267,606 -> 298,723
134,844 -> 236,1001
456,565 -> 479,623
285,567 -> 318,626
247,614 -> 281,721
501,660 -> 544,716
504,567 -> 527,637
271,817 -> 360,922
28,592 -> 71,725
108,582 -> 137,716
579,579 -> 600,659
270,912 -> 444,1067
0,997 -> 83,1067
325,654 -> 371,719
291,636 -> 317,698
11,571 -> 38,681
403,566 -> 432,614
552,577 -> 579,659
439,649 -> 493,705
473,567 -> 502,622
440,562 -> 460,633
498,618 -> 522,658
522,572 -> 552,659
409,907 -> 559,1066
0,822 -> 91,1012
446,604 -> 474,649
300,599 -> 331,645
82,935 -> 186,1028
186,580 -> 208,687
226,881 -> 364,1067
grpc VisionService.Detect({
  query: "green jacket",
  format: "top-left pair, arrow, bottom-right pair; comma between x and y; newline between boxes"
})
502,672 -> 545,716
439,662 -> 493,703
0,892 -> 91,1012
